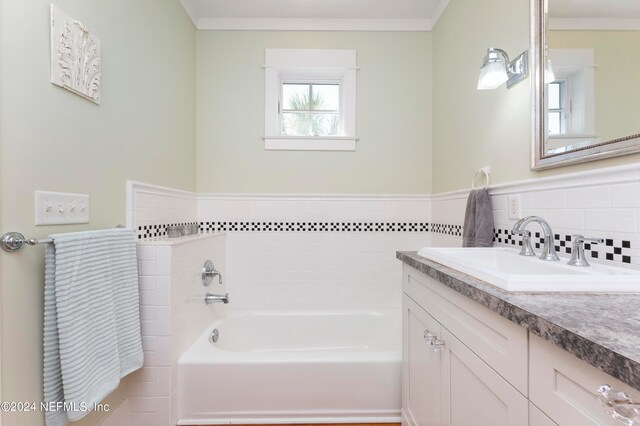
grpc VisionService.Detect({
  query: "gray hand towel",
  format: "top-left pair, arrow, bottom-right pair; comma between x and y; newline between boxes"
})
474,188 -> 495,247
462,188 -> 494,247
462,190 -> 477,247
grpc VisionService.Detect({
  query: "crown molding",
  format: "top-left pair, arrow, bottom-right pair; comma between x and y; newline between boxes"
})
195,18 -> 433,31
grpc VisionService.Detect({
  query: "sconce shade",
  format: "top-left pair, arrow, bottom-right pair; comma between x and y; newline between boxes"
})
477,48 -> 509,90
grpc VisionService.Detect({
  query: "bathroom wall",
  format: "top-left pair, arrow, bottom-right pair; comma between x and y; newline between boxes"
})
0,1 -> 196,425
431,0 -> 640,193
196,31 -> 433,194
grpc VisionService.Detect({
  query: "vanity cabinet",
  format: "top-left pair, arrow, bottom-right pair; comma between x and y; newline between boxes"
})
529,334 -> 637,426
402,263 -> 637,426
402,265 -> 528,426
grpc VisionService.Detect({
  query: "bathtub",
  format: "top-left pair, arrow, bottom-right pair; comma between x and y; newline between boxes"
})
177,309 -> 401,425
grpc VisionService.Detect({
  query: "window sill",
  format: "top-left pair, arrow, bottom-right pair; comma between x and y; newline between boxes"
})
263,136 -> 357,151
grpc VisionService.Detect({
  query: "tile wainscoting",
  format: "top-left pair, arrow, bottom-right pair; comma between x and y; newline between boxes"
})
432,163 -> 640,269
197,194 -> 432,310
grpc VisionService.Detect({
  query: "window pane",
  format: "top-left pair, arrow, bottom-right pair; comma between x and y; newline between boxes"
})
548,111 -> 561,135
311,113 -> 339,136
282,112 -> 311,136
312,84 -> 339,111
282,84 -> 310,110
548,82 -> 560,109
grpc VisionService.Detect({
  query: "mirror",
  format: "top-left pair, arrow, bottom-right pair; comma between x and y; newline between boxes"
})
532,0 -> 640,169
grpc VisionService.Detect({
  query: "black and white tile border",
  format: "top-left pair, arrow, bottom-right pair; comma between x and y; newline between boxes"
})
198,221 -> 430,233
137,222 -> 200,239
136,221 -> 631,265
493,228 -> 632,265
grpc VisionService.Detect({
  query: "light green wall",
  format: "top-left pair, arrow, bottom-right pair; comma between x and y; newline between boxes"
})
0,1 -> 196,424
432,0 -> 532,193
548,30 -> 640,142
432,0 -> 640,193
196,31 -> 432,194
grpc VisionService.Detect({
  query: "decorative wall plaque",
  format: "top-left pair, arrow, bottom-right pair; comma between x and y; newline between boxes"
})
50,4 -> 101,104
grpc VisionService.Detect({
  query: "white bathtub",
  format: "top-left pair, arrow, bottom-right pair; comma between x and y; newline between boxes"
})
177,309 -> 401,425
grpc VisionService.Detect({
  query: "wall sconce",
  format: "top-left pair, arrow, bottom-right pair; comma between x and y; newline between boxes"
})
477,48 -> 529,90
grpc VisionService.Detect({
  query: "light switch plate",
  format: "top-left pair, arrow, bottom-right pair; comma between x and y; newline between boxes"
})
35,191 -> 89,225
508,194 -> 521,220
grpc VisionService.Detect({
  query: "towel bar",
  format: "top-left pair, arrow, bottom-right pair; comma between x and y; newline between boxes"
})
1,225 -> 125,252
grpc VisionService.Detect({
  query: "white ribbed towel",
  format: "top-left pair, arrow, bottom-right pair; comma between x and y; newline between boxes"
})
43,229 -> 143,426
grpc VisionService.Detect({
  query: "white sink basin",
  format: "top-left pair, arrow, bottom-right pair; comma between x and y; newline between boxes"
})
417,247 -> 640,293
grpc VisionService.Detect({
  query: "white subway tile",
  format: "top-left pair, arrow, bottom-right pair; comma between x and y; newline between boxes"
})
138,261 -> 156,277
611,183 -> 640,208
585,209 -> 637,233
136,246 -> 156,262
138,276 -> 155,291
531,190 -> 565,209
140,306 -> 155,321
140,382 -> 156,397
545,209 -> 585,230
139,291 -> 155,307
134,193 -> 162,209
155,277 -> 171,306
156,337 -> 171,366
155,368 -> 172,396
565,186 -> 611,208
491,194 -> 508,210
139,413 -> 157,426
141,336 -> 156,352
156,397 -> 172,426
155,307 -> 171,336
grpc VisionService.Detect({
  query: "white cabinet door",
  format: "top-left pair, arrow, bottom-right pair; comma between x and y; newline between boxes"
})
530,333 -> 640,426
404,266 -> 528,395
530,402 -> 558,426
440,328 -> 528,426
403,295 -> 443,426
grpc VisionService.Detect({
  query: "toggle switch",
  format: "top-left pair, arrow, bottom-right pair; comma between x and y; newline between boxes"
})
35,191 -> 90,225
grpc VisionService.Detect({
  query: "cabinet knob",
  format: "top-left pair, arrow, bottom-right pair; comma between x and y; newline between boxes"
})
431,338 -> 446,352
597,384 -> 640,424
423,329 -> 436,343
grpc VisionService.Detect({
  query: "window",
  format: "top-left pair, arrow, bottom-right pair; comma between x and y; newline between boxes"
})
281,82 -> 340,137
547,80 -> 566,135
264,49 -> 357,151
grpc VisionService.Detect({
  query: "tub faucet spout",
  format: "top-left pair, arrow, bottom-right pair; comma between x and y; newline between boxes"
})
512,216 -> 559,261
205,293 -> 229,305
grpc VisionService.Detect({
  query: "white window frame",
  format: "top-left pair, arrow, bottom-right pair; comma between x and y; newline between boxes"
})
264,49 -> 357,151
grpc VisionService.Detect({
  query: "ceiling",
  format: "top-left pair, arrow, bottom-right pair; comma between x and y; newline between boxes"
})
549,0 -> 640,30
179,0 -> 450,31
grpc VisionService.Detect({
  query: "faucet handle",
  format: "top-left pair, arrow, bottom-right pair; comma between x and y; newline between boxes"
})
574,235 -> 605,245
568,235 -> 604,267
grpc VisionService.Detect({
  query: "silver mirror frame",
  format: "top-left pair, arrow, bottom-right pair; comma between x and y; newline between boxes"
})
531,0 -> 640,170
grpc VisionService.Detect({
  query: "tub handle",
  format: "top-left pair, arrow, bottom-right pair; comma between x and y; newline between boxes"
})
202,260 -> 223,286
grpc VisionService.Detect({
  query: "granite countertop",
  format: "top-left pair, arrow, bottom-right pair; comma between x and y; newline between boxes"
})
397,251 -> 640,392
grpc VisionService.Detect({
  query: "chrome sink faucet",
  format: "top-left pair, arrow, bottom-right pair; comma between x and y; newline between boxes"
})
512,216 -> 559,261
